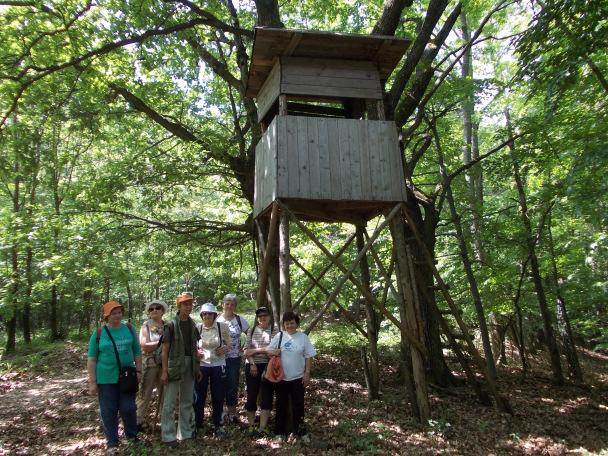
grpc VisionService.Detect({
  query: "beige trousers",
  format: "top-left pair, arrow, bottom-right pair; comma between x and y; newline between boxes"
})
136,358 -> 162,425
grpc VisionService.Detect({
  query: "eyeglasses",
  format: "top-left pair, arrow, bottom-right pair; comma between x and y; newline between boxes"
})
149,305 -> 163,311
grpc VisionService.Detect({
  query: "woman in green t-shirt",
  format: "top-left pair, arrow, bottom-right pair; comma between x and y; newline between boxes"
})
87,301 -> 142,454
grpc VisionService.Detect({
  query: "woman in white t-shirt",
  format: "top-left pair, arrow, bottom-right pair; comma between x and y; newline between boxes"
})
194,303 -> 230,437
267,311 -> 316,438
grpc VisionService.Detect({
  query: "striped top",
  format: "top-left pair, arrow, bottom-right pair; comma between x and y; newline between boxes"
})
245,325 -> 279,364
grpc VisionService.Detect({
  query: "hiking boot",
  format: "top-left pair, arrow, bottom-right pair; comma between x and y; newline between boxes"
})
164,440 -> 178,448
254,428 -> 272,438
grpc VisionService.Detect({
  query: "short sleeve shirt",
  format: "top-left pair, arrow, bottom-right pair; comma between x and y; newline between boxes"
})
87,324 -> 141,384
268,331 -> 316,381
216,315 -> 250,359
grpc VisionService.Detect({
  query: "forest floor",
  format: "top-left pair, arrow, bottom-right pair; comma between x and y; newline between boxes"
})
0,336 -> 607,455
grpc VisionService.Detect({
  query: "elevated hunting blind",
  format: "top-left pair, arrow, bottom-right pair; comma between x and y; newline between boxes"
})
247,28 -> 411,223
246,28 -> 512,424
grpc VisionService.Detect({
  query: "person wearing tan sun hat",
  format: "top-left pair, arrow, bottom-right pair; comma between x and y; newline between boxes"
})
159,292 -> 202,447
87,301 -> 142,454
136,299 -> 168,431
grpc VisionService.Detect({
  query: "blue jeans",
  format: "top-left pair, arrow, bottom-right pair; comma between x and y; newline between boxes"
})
224,357 -> 241,407
194,365 -> 225,428
97,383 -> 138,448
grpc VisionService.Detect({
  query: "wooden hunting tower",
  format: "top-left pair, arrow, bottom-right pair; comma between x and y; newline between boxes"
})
246,28 -> 512,425
247,28 -> 439,424
247,28 -> 410,223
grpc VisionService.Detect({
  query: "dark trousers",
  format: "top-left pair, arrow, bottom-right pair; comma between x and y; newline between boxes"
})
97,383 -> 138,448
275,378 -> 305,436
245,362 -> 274,411
194,365 -> 225,428
224,357 -> 241,407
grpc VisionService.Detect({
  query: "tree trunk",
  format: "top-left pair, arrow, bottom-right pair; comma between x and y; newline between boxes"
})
49,281 -> 61,340
391,215 -> 430,424
548,214 -> 583,382
506,110 -> 563,385
460,12 -> 486,264
5,150 -> 21,353
103,277 -> 111,303
436,131 -> 497,378
356,225 -> 381,400
405,198 -> 456,386
126,280 -> 134,321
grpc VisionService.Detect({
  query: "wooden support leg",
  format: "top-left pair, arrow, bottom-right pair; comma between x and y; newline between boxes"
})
279,210 -> 291,313
256,203 -> 279,311
356,225 -> 381,400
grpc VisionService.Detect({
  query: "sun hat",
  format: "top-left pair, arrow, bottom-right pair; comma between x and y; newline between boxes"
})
103,301 -> 124,321
145,300 -> 168,313
199,302 -> 218,316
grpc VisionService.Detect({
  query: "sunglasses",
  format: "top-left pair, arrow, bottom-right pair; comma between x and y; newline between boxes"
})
149,305 -> 164,311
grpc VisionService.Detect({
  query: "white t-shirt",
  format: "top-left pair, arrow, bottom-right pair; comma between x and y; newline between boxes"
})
268,331 -> 316,381
216,314 -> 250,359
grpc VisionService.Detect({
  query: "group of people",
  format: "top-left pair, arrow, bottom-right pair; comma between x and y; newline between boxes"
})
87,292 -> 316,454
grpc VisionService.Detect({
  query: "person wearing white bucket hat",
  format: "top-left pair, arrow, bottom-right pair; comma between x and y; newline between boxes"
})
136,299 -> 168,430
194,303 -> 230,437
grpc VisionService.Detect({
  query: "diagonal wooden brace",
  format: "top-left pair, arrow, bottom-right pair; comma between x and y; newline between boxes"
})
277,199 -> 426,356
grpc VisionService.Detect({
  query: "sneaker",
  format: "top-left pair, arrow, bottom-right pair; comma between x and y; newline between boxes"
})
164,440 -> 178,448
214,427 -> 226,438
105,448 -> 118,455
273,434 -> 285,443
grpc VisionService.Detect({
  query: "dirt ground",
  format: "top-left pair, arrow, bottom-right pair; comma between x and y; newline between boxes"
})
0,341 -> 607,455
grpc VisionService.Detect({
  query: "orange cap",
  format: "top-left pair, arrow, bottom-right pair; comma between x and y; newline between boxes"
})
176,294 -> 194,305
103,301 -> 123,320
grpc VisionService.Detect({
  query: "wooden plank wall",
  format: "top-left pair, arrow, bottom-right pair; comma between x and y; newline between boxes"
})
253,120 -> 278,217
256,60 -> 281,121
280,57 -> 382,101
272,116 -> 407,203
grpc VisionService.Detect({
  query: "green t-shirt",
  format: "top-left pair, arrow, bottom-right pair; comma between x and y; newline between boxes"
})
87,324 -> 142,384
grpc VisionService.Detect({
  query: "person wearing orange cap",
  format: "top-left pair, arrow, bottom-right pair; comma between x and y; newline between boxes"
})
159,292 -> 201,447
87,301 -> 142,455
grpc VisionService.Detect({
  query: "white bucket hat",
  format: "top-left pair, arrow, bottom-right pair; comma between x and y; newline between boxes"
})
199,302 -> 218,316
145,299 -> 168,313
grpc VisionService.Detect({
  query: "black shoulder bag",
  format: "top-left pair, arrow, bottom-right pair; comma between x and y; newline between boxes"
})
104,325 -> 139,394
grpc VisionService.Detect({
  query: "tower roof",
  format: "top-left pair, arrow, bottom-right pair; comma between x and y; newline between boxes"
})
246,28 -> 411,98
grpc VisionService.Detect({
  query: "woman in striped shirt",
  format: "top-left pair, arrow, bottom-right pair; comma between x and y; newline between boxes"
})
243,307 -> 278,435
